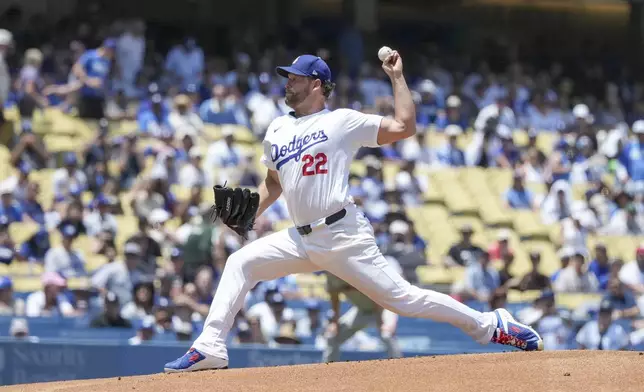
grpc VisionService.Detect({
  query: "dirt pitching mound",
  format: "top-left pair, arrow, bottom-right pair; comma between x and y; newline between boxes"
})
3,351 -> 644,392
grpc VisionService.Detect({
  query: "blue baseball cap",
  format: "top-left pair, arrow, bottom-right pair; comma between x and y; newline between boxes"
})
63,152 -> 78,166
103,38 -> 117,49
276,55 -> 332,83
0,276 -> 12,290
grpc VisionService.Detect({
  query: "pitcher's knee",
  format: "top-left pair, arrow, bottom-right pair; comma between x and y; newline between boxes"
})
223,250 -> 255,278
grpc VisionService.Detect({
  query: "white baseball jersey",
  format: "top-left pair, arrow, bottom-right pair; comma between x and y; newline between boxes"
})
260,108 -> 383,226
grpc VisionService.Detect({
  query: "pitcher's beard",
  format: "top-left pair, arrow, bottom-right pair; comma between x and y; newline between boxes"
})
285,90 -> 304,107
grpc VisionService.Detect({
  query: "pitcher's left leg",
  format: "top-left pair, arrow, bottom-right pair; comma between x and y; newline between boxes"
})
312,240 -> 542,351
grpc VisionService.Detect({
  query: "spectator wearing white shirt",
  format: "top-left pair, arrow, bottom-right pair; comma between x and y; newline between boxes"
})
44,223 -> 87,278
178,147 -> 206,188
165,38 -> 204,89
576,300 -> 629,350
521,91 -> 564,132
553,251 -> 599,293
168,94 -> 204,139
393,160 -> 428,207
25,272 -> 75,317
52,153 -> 88,200
83,194 -> 118,237
246,74 -> 282,138
618,245 -> 644,299
473,95 -> 516,133
91,242 -> 148,305
401,132 -> 436,169
115,20 -> 146,98
246,292 -> 295,343
436,125 -> 466,167
205,126 -> 244,186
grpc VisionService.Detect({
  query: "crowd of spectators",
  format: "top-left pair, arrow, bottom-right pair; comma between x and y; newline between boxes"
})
0,3 -> 643,352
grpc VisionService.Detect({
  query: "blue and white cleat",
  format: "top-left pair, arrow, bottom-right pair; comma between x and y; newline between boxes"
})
491,308 -> 544,351
164,348 -> 229,373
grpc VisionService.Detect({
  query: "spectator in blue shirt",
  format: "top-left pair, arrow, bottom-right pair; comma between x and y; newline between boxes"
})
435,95 -> 469,131
602,278 -> 639,319
457,251 -> 501,303
0,182 -> 23,224
618,120 -> 644,184
199,84 -> 239,125
504,171 -> 536,210
164,37 -> 204,89
72,38 -> 116,119
588,244 -> 611,290
18,229 -> 50,263
138,94 -> 170,136
20,182 -> 44,225
415,79 -> 444,128
436,125 -> 466,167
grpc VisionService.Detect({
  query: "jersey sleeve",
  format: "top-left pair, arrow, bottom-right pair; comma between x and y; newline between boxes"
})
260,119 -> 282,171
339,109 -> 384,148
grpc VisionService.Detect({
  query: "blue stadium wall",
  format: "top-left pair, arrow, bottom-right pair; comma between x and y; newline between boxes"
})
0,339 -> 439,386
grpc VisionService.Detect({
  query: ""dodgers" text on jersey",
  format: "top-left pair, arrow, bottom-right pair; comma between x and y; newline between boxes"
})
271,130 -> 329,170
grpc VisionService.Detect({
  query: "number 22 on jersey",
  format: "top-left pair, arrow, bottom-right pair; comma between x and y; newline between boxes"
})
302,153 -> 328,176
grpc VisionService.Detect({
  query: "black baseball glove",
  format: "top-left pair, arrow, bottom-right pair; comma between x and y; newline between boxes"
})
210,185 -> 260,239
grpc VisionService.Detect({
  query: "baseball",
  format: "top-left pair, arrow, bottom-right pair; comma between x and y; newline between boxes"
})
378,46 -> 393,62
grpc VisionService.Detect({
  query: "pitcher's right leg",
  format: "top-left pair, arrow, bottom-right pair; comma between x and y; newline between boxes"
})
164,227 -> 319,373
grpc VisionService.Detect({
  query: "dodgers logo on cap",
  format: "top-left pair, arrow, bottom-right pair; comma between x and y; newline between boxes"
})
275,54 -> 332,83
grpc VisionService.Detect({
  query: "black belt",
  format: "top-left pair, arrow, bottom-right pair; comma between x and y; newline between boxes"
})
296,208 -> 347,235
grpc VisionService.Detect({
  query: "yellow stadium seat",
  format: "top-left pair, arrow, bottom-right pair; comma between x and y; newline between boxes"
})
507,290 -> 542,303
171,184 -> 192,202
67,277 -> 91,291
43,135 -> 77,153
0,263 -> 8,275
382,162 -> 400,183
479,203 -> 513,228
8,221 -> 40,244
416,265 -> 465,285
86,255 -> 109,272
295,273 -> 326,288
12,277 -> 41,293
202,125 -> 256,144
442,182 -> 478,215
449,216 -> 485,234
107,160 -> 122,178
556,293 -> 602,310
511,210 -> 550,240
73,235 -> 94,256
423,185 -> 444,204
513,129 -> 529,146
113,121 -> 138,136
81,191 -> 94,206
350,161 -> 367,177
9,262 -> 43,276
536,133 -> 557,155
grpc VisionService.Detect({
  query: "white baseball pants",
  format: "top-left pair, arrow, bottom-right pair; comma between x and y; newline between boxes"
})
323,306 -> 402,362
192,204 -> 497,360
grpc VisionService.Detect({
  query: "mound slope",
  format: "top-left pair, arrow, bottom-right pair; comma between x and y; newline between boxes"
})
3,351 -> 643,392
